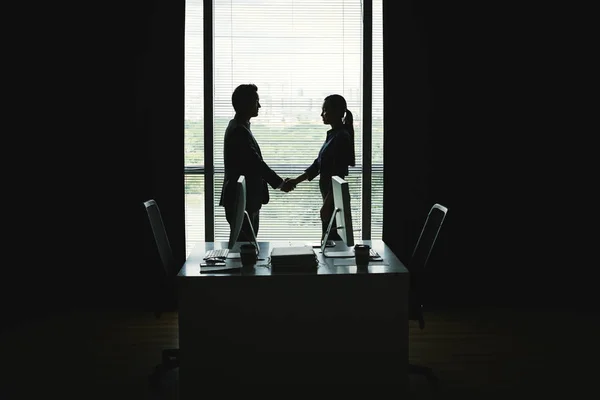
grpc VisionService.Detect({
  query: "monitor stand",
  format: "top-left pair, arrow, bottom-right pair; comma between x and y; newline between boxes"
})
321,208 -> 354,258
228,211 -> 260,259
242,210 -> 260,255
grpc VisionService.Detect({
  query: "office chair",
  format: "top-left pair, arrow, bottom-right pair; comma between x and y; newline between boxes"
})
143,199 -> 181,388
407,203 -> 448,382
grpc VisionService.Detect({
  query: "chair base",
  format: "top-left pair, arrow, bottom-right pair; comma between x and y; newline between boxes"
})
149,348 -> 180,388
409,363 -> 438,382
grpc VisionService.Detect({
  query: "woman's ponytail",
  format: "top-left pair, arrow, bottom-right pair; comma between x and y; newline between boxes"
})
343,109 -> 356,167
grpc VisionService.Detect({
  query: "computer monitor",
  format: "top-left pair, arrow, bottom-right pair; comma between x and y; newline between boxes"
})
228,175 -> 259,252
321,175 -> 355,256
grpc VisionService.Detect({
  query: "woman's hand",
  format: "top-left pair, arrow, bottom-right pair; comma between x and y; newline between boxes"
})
280,178 -> 296,192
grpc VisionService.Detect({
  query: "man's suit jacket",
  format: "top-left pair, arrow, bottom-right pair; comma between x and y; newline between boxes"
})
219,119 -> 284,213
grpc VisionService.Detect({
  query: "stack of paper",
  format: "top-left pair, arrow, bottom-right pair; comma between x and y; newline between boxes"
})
270,246 -> 318,271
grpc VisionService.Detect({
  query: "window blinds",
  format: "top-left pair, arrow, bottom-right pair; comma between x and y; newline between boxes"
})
184,0 -> 384,254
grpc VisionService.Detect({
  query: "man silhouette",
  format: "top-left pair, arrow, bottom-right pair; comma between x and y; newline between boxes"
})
218,83 -> 292,241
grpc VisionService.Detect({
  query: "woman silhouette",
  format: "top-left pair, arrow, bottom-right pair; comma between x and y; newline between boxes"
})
283,94 -> 355,240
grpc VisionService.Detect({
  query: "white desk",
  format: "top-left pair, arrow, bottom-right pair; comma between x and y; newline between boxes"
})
177,239 -> 409,391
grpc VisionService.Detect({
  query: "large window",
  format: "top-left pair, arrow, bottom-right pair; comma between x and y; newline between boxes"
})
185,0 -> 383,256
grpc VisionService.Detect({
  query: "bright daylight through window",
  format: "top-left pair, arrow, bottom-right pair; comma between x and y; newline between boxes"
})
184,0 -> 383,256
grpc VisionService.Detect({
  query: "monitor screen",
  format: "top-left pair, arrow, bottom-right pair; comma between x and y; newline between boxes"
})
227,175 -> 258,250
321,175 -> 354,255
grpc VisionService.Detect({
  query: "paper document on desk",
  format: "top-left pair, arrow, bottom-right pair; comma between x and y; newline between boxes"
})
326,249 -> 383,261
270,246 -> 318,270
318,263 -> 391,274
270,246 -> 315,258
324,250 -> 355,258
330,258 -> 360,266
200,264 -> 242,273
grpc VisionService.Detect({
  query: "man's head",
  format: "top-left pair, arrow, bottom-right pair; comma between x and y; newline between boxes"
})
232,84 -> 261,119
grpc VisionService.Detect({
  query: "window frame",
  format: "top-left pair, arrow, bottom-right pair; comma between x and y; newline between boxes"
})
184,0 -> 380,250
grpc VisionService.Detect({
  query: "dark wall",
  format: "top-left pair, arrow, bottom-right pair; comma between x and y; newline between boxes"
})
134,0 -> 187,309
75,0 -> 187,311
383,2 -> 594,308
3,1 -> 187,326
60,0 -> 187,312
383,1 -> 491,307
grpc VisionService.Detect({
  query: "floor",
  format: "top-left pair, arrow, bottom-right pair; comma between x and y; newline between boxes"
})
1,307 -> 598,398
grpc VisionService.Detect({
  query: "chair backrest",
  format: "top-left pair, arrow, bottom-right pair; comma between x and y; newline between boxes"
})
408,203 -> 448,329
409,203 -> 448,272
144,199 -> 178,279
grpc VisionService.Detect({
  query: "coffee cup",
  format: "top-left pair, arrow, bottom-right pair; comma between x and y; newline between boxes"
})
354,244 -> 370,267
240,243 -> 257,266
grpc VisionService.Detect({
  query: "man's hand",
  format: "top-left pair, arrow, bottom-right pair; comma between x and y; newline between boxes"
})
280,178 -> 297,192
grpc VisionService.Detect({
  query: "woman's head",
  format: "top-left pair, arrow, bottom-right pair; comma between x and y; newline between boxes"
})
321,94 -> 355,166
321,94 -> 348,126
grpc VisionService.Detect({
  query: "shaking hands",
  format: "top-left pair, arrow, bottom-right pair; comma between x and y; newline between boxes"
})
280,178 -> 297,193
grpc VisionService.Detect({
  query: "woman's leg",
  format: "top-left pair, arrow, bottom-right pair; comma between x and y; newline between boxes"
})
320,185 -> 342,241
